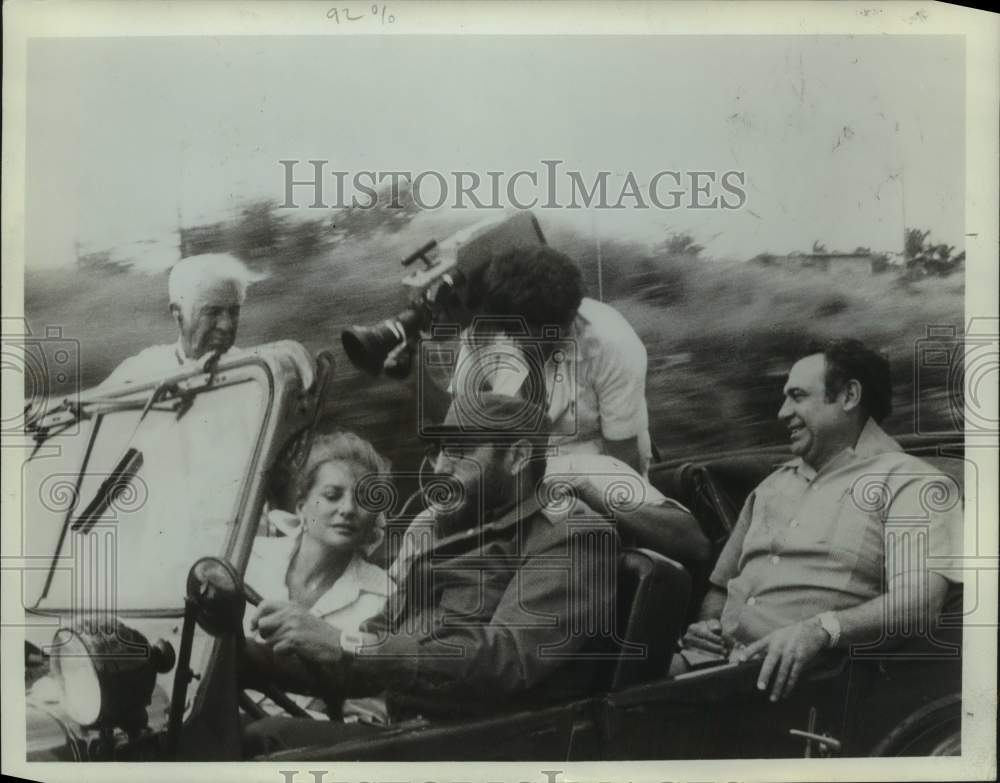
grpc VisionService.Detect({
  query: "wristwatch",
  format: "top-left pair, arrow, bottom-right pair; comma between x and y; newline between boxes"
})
340,631 -> 367,657
816,612 -> 842,649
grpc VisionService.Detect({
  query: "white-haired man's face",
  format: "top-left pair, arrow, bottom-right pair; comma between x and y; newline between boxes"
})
170,279 -> 242,360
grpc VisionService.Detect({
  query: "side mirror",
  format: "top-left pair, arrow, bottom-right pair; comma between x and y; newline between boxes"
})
185,557 -> 247,636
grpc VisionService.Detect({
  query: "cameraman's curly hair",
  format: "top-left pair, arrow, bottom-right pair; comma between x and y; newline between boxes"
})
807,338 -> 893,424
478,245 -> 584,329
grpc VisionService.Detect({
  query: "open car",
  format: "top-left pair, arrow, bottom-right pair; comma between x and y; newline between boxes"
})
23,341 -> 964,761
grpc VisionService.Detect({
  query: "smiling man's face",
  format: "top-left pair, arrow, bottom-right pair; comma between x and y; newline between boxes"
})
777,353 -> 853,470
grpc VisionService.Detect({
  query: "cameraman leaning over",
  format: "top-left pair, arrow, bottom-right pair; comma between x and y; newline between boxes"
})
452,244 -> 653,475
447,244 -> 708,567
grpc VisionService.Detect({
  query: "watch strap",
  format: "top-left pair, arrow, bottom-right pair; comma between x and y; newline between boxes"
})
340,631 -> 366,657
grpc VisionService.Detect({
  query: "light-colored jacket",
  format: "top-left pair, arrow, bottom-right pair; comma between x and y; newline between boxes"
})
244,536 -> 393,635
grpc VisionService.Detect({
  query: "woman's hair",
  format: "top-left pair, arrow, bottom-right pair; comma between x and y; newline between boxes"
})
294,431 -> 393,553
294,431 -> 391,504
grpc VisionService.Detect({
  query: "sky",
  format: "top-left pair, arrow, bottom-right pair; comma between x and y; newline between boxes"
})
26,34 -> 964,268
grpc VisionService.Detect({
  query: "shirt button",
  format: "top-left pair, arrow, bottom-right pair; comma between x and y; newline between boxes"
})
747,596 -> 757,606
770,555 -> 780,564
790,519 -> 799,528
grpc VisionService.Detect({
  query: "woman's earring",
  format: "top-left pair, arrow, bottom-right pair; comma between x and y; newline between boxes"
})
268,508 -> 304,537
365,515 -> 386,556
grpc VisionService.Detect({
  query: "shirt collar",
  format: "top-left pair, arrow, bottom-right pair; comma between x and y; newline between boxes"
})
174,340 -> 256,375
852,417 -> 903,458
783,418 -> 901,481
308,553 -> 393,617
565,305 -> 592,363
429,493 -> 548,548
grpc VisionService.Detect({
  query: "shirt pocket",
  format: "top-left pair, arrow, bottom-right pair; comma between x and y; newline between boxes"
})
748,487 -> 790,541
824,487 -> 884,572
434,567 -> 507,625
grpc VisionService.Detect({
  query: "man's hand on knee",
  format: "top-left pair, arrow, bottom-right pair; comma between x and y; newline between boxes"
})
740,619 -> 830,702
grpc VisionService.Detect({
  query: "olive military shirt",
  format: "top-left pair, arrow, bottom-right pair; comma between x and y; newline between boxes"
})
710,419 -> 964,645
345,496 -> 618,718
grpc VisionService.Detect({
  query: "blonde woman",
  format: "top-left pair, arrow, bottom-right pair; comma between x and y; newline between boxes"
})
244,431 -> 394,720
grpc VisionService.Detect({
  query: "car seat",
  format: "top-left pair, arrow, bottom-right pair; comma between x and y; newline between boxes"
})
598,548 -> 692,692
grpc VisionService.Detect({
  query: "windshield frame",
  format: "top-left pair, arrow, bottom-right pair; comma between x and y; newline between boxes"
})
25,357 -> 280,614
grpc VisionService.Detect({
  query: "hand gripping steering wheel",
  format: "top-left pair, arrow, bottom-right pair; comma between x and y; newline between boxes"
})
185,557 -> 320,722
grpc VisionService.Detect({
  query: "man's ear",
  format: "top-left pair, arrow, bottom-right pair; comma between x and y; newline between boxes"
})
505,438 -> 533,477
841,379 -> 863,413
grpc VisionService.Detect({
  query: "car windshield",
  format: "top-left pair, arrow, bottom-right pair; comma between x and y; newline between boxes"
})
23,375 -> 267,612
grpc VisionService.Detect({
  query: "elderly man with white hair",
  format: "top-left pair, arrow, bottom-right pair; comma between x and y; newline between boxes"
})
101,253 -> 254,387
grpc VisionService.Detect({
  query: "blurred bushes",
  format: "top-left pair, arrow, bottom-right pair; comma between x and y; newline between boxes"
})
26,217 -> 963,486
902,228 -> 965,280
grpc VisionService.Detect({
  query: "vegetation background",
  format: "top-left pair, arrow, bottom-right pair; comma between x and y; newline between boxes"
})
25,196 -> 965,484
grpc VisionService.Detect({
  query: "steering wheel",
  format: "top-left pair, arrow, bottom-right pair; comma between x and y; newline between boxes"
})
185,557 -> 319,721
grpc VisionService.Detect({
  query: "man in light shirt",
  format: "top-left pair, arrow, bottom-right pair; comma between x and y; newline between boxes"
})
677,339 -> 963,701
100,253 -> 254,387
451,244 -> 652,474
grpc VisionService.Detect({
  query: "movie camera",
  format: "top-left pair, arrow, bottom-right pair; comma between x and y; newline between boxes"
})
340,211 -> 546,378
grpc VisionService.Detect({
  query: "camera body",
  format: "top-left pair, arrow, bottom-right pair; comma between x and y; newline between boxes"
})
417,316 -> 576,439
341,211 -> 546,378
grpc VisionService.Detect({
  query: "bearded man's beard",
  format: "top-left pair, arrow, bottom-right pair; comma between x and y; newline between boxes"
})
427,461 -> 516,538
426,473 -> 481,538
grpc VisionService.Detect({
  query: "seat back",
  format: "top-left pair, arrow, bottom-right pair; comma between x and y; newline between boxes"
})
650,443 -> 966,560
601,548 -> 691,692
650,456 -> 780,555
